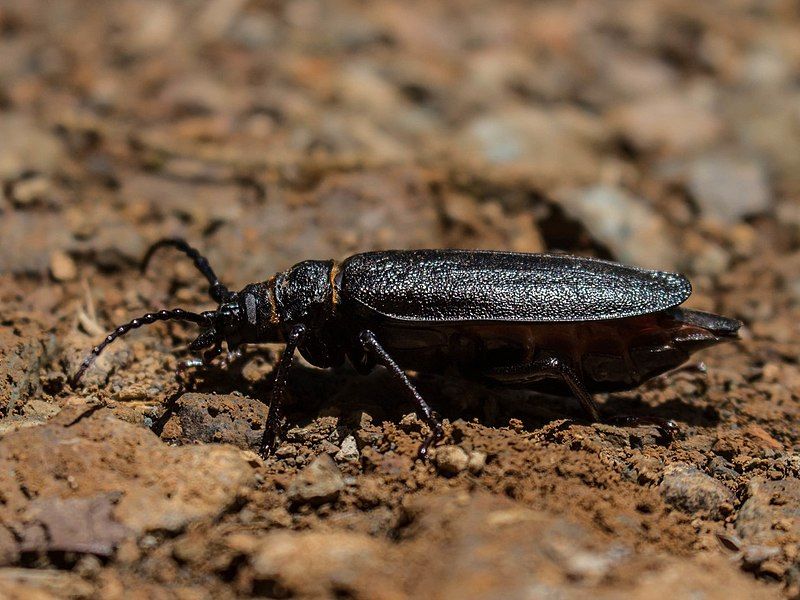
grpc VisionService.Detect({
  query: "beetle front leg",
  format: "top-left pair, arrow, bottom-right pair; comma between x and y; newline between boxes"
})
175,342 -> 223,385
358,330 -> 444,459
260,324 -> 307,457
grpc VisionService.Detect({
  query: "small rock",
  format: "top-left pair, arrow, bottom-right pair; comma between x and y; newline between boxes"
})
49,250 -> 77,282
163,393 -> 269,452
112,385 -> 151,402
245,530 -> 399,598
454,107 -> 601,186
334,435 -> 360,463
737,477 -> 800,544
708,456 -> 739,481
435,445 -> 470,476
18,494 -> 130,556
467,451 -> 487,475
0,212 -> 74,274
0,114 -> 64,179
288,454 -> 345,505
659,463 -> 735,519
689,155 -> 771,224
683,234 -> 731,276
6,174 -> 52,206
741,544 -> 782,570
563,549 -> 619,582
557,185 -> 680,270
22,399 -> 61,422
610,92 -> 723,155
0,321 -> 53,417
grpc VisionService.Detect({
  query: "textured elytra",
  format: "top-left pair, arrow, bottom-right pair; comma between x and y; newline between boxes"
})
339,250 -> 692,323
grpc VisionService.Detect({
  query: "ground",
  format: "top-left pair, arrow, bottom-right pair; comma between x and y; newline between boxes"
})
1,1 -> 799,598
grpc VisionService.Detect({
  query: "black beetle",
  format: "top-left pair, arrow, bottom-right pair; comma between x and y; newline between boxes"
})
72,238 -> 741,457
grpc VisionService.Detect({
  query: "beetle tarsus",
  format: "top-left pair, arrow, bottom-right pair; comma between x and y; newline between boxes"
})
417,421 -> 445,460
604,415 -> 680,442
359,329 -> 445,459
259,324 -> 307,458
175,342 -> 224,386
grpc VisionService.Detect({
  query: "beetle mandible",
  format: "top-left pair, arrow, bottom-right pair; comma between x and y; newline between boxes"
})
71,238 -> 741,457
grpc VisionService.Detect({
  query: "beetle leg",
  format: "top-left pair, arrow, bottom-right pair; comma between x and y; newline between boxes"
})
358,330 -> 444,459
604,415 -> 679,442
175,342 -> 223,385
486,355 -> 601,421
260,324 -> 307,457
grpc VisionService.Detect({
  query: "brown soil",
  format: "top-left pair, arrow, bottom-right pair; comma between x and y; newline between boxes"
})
1,1 -> 799,598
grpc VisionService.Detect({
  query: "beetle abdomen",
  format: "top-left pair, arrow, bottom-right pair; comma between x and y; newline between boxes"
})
340,250 -> 692,323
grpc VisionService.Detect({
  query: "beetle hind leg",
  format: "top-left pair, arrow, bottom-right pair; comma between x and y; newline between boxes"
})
485,355 -> 678,442
484,354 -> 601,421
359,330 -> 444,459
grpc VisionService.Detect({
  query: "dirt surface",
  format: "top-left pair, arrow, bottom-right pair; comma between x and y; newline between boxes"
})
1,1 -> 799,598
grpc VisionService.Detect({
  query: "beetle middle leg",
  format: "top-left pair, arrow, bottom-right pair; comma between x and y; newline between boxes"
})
176,344 -> 246,386
485,355 -> 601,421
358,330 -> 444,459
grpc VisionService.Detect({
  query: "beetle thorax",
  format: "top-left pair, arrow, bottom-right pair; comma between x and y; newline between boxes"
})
273,260 -> 338,330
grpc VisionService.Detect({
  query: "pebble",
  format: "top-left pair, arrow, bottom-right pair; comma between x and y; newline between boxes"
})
334,435 -> 360,463
245,530 -> 397,598
287,454 -> 345,506
659,463 -> 735,520
737,477 -> 800,543
435,445 -> 470,476
5,174 -> 52,206
0,212 -> 74,275
0,322 -> 52,417
164,393 -> 269,452
610,92 -> 723,155
557,185 -> 680,270
467,451 -> 487,475
0,114 -> 64,179
689,154 -> 771,224
49,250 -> 77,282
683,234 -> 731,276
454,107 -> 600,186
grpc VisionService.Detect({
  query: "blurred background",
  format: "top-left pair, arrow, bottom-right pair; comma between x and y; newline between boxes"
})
2,1 -> 798,290
1,1 -> 800,598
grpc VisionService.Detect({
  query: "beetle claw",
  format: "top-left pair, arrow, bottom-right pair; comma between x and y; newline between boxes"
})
416,422 -> 445,460
604,415 -> 680,443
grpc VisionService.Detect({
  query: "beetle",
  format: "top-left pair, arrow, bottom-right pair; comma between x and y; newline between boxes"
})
71,238 -> 741,457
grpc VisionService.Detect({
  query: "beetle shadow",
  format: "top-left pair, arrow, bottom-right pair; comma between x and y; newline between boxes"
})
152,354 -> 720,447
600,393 -> 720,429
304,368 -> 721,433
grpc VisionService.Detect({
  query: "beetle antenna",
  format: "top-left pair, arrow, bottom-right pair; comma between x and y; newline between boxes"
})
141,238 -> 232,303
70,308 -> 213,387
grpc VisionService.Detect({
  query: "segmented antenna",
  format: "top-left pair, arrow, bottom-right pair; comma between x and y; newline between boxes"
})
142,238 -> 232,303
70,308 -> 211,387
